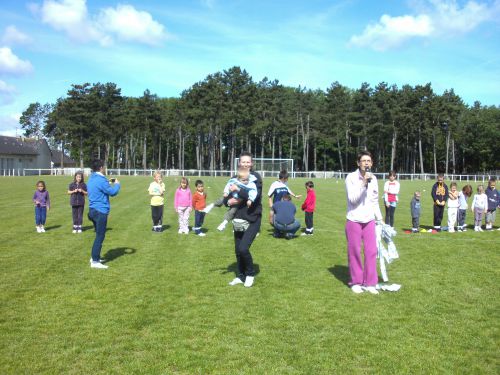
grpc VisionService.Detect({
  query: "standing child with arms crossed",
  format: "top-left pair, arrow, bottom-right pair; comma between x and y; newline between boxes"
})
410,191 -> 421,233
174,177 -> 192,234
148,171 -> 165,232
68,171 -> 87,233
33,180 -> 50,233
383,171 -> 400,228
301,181 -> 316,236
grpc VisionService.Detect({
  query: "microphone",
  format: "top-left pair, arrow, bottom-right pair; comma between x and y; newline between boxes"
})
365,167 -> 372,183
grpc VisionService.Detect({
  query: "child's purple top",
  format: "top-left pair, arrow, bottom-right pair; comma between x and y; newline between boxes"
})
33,190 -> 50,208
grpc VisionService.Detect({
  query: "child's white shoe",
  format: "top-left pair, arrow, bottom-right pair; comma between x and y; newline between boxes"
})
36,226 -> 41,233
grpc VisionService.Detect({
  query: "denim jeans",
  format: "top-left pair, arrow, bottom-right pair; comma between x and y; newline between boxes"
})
194,210 -> 206,233
273,219 -> 300,236
88,208 -> 108,262
35,206 -> 47,225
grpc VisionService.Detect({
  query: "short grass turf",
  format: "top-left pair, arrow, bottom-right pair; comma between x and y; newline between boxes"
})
0,175 -> 498,374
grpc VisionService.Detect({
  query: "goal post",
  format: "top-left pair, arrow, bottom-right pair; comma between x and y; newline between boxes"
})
234,157 -> 294,174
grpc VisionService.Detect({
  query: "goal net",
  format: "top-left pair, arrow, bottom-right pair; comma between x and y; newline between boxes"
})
234,158 -> 294,173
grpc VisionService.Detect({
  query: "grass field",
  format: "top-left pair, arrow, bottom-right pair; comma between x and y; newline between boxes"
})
0,175 -> 498,374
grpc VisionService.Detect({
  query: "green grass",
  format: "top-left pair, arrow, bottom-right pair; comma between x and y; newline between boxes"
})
0,176 -> 498,374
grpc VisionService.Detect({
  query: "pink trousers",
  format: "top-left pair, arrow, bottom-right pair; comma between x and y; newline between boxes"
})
345,220 -> 378,287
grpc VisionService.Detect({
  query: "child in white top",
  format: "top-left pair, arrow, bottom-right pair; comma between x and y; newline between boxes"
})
383,171 -> 400,228
471,185 -> 487,232
447,182 -> 459,232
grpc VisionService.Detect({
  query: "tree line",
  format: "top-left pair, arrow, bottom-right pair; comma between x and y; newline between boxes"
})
20,66 -> 500,173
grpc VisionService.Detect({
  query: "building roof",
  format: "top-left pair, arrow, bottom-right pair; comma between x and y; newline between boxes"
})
0,135 -> 41,156
51,149 -> 77,165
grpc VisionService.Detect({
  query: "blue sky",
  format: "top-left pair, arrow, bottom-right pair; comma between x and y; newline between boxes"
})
1,0 -> 499,136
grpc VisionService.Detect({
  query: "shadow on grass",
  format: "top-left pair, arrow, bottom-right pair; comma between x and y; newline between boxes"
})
328,265 -> 350,286
214,262 -> 261,277
81,225 -> 94,232
44,225 -> 61,231
102,247 -> 136,263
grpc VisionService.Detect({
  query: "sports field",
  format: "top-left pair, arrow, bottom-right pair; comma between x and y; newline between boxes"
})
0,176 -> 498,374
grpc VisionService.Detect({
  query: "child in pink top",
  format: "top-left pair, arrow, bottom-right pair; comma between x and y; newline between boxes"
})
174,177 -> 192,234
301,181 -> 316,235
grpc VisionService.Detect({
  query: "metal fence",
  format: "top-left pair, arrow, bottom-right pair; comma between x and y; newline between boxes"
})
2,168 -> 498,182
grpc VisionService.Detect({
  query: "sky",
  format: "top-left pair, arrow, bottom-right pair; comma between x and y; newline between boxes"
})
0,0 -> 499,136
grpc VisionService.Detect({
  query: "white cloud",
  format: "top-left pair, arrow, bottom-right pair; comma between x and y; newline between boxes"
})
2,26 -> 32,46
430,0 -> 496,34
98,4 -> 168,46
350,0 -> 500,51
35,0 -> 168,47
0,80 -> 17,105
0,113 -> 21,136
350,14 -> 433,51
38,0 -> 108,45
0,47 -> 34,76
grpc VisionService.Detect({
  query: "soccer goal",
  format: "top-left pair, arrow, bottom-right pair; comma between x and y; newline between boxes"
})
234,157 -> 294,174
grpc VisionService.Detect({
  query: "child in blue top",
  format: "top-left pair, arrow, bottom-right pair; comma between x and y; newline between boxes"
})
210,168 -> 257,231
33,180 -> 50,233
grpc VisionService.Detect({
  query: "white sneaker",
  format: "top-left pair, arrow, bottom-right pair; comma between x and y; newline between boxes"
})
197,232 -> 206,237
448,229 -> 455,233
77,229 -> 82,233
183,229 -> 190,234
203,203 -> 214,213
228,277 -> 243,286
474,226 -> 479,232
72,229 -> 77,233
178,229 -> 183,234
36,226 -> 41,233
89,257 -> 105,263
90,261 -> 108,269
478,227 -> 484,232
363,286 -> 379,295
351,285 -> 364,294
217,222 -> 227,231
244,276 -> 254,288
486,224 -> 492,230
41,227 -> 46,232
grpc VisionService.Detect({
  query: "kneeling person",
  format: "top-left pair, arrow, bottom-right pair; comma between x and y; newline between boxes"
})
272,194 -> 300,238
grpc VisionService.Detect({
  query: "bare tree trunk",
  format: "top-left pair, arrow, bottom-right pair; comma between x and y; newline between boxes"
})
158,136 -> 162,170
165,141 -> 169,170
445,129 -> 450,175
337,138 -> 344,172
260,133 -> 265,171
142,132 -> 147,170
61,141 -> 65,169
390,126 -> 397,171
314,144 -> 317,171
178,126 -> 182,169
452,138 -> 456,174
219,129 -> 224,170
345,122 -> 349,170
419,128 -> 424,174
433,132 -> 437,175
289,136 -> 293,160
79,134 -> 84,169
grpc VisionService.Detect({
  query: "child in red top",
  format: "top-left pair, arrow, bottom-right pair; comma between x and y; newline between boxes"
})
192,179 -> 207,236
301,181 -> 316,236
